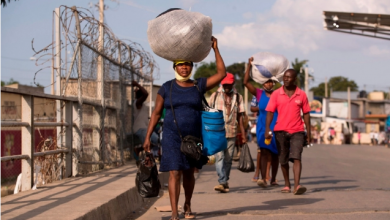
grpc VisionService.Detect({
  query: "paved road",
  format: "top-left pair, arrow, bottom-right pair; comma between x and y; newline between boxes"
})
127,143 -> 390,220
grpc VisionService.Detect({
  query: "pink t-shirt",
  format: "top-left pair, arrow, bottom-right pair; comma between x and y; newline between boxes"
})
265,86 -> 311,134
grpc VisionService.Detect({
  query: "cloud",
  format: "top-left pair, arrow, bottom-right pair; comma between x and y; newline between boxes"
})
367,45 -> 390,56
121,1 -> 157,13
215,0 -> 390,54
178,0 -> 200,10
243,12 -> 253,19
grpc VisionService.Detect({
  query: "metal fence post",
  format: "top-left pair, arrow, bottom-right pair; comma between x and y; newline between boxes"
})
21,95 -> 34,191
64,101 -> 73,177
72,102 -> 81,176
118,42 -> 124,163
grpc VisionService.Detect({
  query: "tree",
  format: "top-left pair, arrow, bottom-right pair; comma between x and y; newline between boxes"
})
226,62 -> 246,96
310,76 -> 358,97
291,58 -> 313,89
1,81 -> 5,87
193,62 -> 218,97
1,0 -> 18,7
6,78 -> 19,85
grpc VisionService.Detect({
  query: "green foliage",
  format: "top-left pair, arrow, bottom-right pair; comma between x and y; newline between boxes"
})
310,76 -> 359,97
1,0 -> 18,8
194,62 -> 218,97
226,62 -> 246,97
2,78 -> 20,86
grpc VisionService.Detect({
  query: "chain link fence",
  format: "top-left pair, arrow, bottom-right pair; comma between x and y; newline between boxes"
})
1,6 -> 158,196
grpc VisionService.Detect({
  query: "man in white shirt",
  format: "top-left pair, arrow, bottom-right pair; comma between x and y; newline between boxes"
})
132,81 -> 159,158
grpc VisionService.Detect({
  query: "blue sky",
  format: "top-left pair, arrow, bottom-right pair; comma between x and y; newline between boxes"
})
2,0 -> 390,93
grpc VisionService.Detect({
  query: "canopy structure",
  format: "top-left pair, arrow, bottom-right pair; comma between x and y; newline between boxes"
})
323,11 -> 390,40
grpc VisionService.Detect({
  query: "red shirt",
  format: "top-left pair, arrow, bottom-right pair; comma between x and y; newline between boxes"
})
265,86 -> 310,134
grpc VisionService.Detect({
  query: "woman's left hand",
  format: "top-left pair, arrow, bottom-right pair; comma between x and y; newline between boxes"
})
211,36 -> 218,50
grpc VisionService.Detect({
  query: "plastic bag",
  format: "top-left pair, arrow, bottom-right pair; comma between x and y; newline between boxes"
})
237,143 -> 255,173
147,8 -> 212,62
251,52 -> 289,84
135,153 -> 161,198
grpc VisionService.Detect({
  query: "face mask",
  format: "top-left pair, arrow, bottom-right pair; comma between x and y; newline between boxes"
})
222,88 -> 234,93
175,70 -> 192,82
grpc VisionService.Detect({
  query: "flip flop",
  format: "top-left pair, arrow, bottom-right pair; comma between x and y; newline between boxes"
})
184,212 -> 196,219
257,179 -> 267,188
251,177 -> 259,182
294,185 -> 307,195
270,182 -> 279,186
281,186 -> 291,193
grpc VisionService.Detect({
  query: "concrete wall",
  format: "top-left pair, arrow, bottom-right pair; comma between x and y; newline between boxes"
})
328,102 -> 359,119
368,91 -> 385,100
367,102 -> 385,115
351,133 -> 371,144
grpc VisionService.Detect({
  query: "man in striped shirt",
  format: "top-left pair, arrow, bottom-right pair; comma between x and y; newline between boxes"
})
209,73 -> 246,193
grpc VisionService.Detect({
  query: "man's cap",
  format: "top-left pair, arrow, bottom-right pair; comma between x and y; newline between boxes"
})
221,73 -> 235,85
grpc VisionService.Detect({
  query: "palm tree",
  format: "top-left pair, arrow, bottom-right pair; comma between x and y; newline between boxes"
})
291,58 -> 313,89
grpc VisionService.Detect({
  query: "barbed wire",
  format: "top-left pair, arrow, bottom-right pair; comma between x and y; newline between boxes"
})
31,5 -> 159,88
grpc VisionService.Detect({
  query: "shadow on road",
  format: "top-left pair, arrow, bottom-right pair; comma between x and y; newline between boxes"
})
304,179 -> 356,185
167,198 -> 325,219
310,185 -> 360,192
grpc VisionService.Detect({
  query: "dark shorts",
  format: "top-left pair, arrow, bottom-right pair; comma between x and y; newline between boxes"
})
274,131 -> 305,165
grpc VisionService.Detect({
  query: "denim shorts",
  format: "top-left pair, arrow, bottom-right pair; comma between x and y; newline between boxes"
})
274,131 -> 304,165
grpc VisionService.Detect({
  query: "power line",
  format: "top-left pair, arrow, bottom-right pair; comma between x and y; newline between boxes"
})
1,56 -> 33,62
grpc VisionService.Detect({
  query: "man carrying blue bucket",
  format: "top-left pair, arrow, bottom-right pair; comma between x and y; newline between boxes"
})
209,73 -> 246,193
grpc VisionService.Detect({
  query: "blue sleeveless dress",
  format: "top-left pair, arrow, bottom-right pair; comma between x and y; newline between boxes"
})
157,78 -> 207,172
256,89 -> 278,154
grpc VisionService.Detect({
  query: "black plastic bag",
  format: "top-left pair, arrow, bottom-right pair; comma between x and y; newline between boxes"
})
237,143 -> 255,173
136,153 -> 161,198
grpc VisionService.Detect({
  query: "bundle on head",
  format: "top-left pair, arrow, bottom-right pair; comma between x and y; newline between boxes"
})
147,8 -> 212,62
250,52 -> 289,84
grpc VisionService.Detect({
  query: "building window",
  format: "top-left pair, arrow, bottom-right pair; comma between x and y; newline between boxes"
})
3,101 -> 16,115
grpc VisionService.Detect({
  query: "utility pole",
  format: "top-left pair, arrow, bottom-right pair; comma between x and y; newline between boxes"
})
347,86 -> 351,120
98,0 -> 104,104
55,7 -> 62,148
98,0 -> 105,165
244,63 -> 248,111
325,77 -> 328,98
304,67 -> 309,95
388,87 -> 390,100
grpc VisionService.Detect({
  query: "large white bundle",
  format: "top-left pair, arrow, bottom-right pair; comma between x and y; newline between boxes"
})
147,9 -> 212,62
251,52 -> 289,84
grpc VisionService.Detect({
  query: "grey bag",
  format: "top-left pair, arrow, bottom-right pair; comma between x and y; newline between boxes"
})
147,8 -> 212,62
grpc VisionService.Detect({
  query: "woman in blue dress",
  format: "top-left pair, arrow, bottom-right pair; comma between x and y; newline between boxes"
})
143,37 -> 226,220
244,57 -> 279,188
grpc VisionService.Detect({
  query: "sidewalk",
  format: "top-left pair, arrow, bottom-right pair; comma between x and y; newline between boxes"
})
1,162 -> 167,220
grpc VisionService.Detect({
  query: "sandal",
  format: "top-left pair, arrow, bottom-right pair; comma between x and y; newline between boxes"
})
257,179 -> 267,188
270,182 -> 279,186
293,185 -> 307,195
281,186 -> 291,193
184,212 -> 196,219
251,176 -> 259,182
